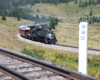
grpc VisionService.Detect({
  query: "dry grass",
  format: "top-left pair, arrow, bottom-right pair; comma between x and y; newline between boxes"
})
54,22 -> 100,50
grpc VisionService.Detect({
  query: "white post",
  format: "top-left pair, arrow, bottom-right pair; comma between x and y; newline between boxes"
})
79,22 -> 88,75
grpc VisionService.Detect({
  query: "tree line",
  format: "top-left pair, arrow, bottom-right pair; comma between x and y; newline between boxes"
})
78,0 -> 100,7
79,16 -> 100,24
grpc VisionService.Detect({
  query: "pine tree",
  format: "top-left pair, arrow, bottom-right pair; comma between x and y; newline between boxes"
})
90,11 -> 92,16
99,17 -> 100,22
89,0 -> 91,5
2,14 -> 6,20
87,16 -> 89,20
17,14 -> 20,21
79,0 -> 82,7
74,0 -> 77,4
92,16 -> 95,23
36,15 -> 39,19
85,1 -> 88,7
37,9 -> 39,12
88,20 -> 91,24
92,0 -> 94,4
97,18 -> 99,23
80,17 -> 82,21
66,2 -> 68,5
97,0 -> 100,4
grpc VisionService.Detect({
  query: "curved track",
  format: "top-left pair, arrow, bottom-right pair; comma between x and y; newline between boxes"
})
0,48 -> 97,80
17,34 -> 100,55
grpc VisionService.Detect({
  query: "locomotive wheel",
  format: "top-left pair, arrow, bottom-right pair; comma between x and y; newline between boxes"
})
25,36 -> 27,39
45,38 -> 48,44
51,41 -> 55,44
32,37 -> 34,41
53,42 -> 55,44
32,37 -> 35,41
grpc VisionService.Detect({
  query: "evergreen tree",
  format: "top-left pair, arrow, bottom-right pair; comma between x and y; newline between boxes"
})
92,0 -> 94,4
80,17 -> 82,21
66,2 -> 68,5
85,1 -> 88,7
17,14 -> 20,21
37,9 -> 39,12
49,17 -> 59,29
89,0 -> 91,5
74,0 -> 77,4
90,11 -> 92,16
2,14 -> 6,20
36,15 -> 39,19
87,16 -> 89,20
97,0 -> 100,4
76,10 -> 78,14
49,18 -> 55,29
97,19 -> 99,23
99,17 -> 100,22
79,0 -> 82,7
92,16 -> 94,23
88,20 -> 91,24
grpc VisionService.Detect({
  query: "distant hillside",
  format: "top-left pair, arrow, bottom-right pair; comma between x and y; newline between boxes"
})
0,0 -> 100,23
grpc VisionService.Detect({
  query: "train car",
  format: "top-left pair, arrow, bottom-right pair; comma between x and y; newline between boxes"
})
19,24 -> 57,44
19,23 -> 47,38
19,24 -> 35,37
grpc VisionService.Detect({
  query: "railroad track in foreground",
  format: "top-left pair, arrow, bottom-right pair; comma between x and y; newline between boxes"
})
0,48 -> 97,80
0,64 -> 31,80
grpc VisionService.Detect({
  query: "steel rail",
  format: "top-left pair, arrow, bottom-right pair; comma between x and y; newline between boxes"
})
0,64 -> 33,80
0,47 -> 97,80
56,44 -> 100,51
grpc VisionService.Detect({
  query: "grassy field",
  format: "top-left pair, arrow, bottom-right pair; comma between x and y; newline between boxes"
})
55,23 -> 100,50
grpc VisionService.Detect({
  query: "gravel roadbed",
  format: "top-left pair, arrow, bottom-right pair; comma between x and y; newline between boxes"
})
17,34 -> 100,55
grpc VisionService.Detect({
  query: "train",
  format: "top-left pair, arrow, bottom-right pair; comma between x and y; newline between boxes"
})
19,24 -> 57,44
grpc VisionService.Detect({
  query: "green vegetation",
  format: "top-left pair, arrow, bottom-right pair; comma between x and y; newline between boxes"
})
17,15 -> 20,21
2,14 -> 6,20
21,48 -> 100,79
48,17 -> 59,29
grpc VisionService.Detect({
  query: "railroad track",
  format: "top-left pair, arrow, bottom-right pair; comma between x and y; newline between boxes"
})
0,48 -> 97,80
0,64 -> 31,80
56,44 -> 100,52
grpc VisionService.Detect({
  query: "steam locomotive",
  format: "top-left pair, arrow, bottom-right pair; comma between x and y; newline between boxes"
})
19,24 -> 57,44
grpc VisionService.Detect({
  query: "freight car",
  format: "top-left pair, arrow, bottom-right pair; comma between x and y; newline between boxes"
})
19,24 -> 57,44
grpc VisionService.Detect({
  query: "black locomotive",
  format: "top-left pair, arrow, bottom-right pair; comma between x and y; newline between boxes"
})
24,26 -> 57,44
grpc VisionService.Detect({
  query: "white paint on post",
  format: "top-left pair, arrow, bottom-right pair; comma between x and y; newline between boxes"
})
79,22 -> 88,75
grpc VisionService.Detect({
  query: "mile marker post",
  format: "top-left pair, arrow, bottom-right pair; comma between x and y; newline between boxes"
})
79,22 -> 88,75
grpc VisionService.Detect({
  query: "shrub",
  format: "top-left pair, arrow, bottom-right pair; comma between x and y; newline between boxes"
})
2,14 -> 6,20
90,71 -> 96,77
21,48 -> 45,60
94,74 -> 99,79
37,48 -> 45,53
17,15 -> 20,21
92,61 -> 100,66
59,53 -> 67,59
88,56 -> 92,64
50,52 -> 60,58
37,9 -> 39,12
